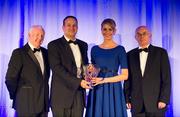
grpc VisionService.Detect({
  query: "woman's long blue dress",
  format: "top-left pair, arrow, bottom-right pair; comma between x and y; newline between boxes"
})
85,45 -> 128,117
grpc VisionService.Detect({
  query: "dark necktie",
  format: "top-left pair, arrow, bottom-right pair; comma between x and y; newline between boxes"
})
68,40 -> 77,45
139,48 -> 149,53
33,48 -> 41,53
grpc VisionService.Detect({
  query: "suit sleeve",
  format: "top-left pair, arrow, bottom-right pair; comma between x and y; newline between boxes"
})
123,53 -> 131,103
83,43 -> 89,65
48,42 -> 82,91
124,79 -> 131,103
5,49 -> 23,99
159,49 -> 171,104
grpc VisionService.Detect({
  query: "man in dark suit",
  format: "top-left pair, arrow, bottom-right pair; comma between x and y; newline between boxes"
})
48,16 -> 90,117
5,25 -> 50,117
124,26 -> 171,117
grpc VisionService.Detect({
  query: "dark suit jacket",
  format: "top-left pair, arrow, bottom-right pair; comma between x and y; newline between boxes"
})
5,44 -> 50,114
48,36 -> 88,109
124,44 -> 171,113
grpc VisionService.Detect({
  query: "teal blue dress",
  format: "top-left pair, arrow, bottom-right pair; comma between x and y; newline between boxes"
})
85,45 -> 128,117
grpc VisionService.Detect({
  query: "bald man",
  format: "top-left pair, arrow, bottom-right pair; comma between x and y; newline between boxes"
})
5,25 -> 50,117
124,26 -> 171,117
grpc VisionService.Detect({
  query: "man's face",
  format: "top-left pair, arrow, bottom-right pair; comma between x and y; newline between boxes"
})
28,28 -> 44,48
63,18 -> 78,40
135,27 -> 151,47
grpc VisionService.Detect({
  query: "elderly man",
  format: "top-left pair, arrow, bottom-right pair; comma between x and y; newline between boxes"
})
5,25 -> 50,117
124,26 -> 171,117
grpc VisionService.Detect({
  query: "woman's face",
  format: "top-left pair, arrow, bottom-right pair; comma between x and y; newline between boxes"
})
101,24 -> 115,40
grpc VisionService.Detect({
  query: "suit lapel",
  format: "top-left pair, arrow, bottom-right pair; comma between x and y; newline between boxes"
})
76,40 -> 84,65
134,48 -> 143,78
24,44 -> 42,72
143,45 -> 153,78
41,48 -> 47,75
61,37 -> 76,65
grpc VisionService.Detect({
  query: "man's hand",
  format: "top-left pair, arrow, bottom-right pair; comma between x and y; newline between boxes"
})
158,101 -> 166,109
126,103 -> 132,109
80,80 -> 91,89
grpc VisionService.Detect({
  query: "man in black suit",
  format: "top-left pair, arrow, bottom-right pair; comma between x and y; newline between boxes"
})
5,25 -> 50,117
124,26 -> 171,117
48,16 -> 90,117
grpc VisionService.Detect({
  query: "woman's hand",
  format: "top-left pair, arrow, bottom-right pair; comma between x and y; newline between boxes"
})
91,77 -> 104,86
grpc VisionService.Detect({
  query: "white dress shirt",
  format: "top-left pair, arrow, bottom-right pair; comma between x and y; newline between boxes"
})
64,35 -> 82,78
139,45 -> 149,77
28,42 -> 44,74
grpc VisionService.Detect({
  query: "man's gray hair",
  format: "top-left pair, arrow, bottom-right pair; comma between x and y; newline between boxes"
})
29,25 -> 45,34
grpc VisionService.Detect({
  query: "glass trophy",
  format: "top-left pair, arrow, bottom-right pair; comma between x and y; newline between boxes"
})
83,64 -> 100,88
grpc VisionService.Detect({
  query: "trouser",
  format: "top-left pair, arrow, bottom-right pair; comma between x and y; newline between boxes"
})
132,104 -> 166,117
16,111 -> 48,117
52,90 -> 85,117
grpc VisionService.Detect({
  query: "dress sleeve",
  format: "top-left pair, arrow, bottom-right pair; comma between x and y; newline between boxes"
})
118,46 -> 128,69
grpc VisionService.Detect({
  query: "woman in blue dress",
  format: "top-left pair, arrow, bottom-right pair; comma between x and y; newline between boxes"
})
85,18 -> 128,117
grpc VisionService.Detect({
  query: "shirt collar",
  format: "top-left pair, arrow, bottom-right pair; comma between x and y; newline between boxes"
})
139,44 -> 150,49
64,35 -> 76,42
28,42 -> 40,51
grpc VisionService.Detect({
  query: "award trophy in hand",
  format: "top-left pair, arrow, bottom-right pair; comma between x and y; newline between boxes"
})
83,64 -> 100,89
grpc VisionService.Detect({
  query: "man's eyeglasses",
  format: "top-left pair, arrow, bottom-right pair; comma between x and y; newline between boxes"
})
136,32 -> 149,37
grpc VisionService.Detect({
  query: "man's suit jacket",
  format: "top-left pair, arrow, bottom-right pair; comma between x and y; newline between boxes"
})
48,36 -> 88,109
5,44 -> 50,114
124,44 -> 171,113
